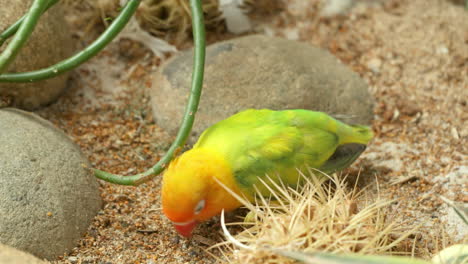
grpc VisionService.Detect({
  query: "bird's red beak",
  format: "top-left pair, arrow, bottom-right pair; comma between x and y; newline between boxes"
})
173,221 -> 198,237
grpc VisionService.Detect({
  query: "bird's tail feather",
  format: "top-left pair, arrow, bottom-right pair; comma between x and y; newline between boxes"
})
319,143 -> 366,174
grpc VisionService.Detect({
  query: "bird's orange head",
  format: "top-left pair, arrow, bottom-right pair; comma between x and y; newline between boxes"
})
162,148 -> 242,237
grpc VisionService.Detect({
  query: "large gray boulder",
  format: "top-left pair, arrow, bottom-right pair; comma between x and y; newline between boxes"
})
0,108 -> 102,260
150,35 -> 374,143
0,0 -> 74,110
0,243 -> 46,264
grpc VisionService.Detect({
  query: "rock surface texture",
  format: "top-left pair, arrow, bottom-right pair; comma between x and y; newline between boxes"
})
0,0 -> 74,109
151,35 -> 374,142
0,243 -> 46,264
0,108 -> 101,260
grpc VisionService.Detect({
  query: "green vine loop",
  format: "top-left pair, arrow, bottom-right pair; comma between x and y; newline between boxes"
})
0,0 -> 58,47
0,0 -> 141,83
93,0 -> 206,186
0,0 -> 48,74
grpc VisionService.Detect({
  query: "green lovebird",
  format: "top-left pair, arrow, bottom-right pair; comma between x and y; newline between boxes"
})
162,109 -> 373,237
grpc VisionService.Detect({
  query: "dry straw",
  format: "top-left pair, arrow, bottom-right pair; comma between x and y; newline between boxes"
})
62,0 -> 285,41
211,170 -> 417,263
63,0 -> 223,42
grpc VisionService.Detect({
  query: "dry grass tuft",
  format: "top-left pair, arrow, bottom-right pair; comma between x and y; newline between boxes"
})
62,0 -> 224,43
137,0 -> 223,39
212,171 -> 417,263
61,0 -> 287,43
241,0 -> 286,16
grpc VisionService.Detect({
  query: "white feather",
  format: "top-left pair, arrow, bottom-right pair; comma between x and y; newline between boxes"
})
219,0 -> 252,34
115,17 -> 177,57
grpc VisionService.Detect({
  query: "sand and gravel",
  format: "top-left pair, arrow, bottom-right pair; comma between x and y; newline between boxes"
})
31,0 -> 468,263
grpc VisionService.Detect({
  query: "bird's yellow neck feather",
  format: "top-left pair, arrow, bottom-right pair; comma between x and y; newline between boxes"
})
164,147 -> 243,221
192,148 -> 244,219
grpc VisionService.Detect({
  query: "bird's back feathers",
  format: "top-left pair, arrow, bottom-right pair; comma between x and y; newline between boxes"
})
194,109 -> 373,197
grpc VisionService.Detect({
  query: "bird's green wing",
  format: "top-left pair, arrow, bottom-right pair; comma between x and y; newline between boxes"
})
231,125 -> 340,197
195,109 -> 343,196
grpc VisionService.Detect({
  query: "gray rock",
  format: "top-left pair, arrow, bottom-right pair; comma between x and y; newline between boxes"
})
0,108 -> 102,260
0,0 -> 74,110
0,243 -> 46,264
150,35 -> 374,143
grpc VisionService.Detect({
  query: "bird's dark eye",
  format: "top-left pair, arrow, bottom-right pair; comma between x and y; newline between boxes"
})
194,200 -> 205,214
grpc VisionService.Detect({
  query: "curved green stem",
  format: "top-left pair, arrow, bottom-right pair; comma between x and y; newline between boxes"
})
0,0 -> 58,47
94,0 -> 206,186
0,0 -> 141,83
0,0 -> 48,74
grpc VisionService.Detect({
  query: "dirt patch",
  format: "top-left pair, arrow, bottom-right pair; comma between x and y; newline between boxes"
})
33,0 -> 468,263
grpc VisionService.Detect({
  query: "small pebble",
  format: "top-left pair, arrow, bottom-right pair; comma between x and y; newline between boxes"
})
436,45 -> 449,54
367,58 -> 382,73
171,236 -> 180,244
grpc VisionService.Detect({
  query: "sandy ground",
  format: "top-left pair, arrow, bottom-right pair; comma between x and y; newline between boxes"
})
33,0 -> 467,263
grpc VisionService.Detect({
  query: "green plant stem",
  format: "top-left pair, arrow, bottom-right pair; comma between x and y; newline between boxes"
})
0,0 -> 58,47
93,0 -> 206,186
0,0 -> 141,83
0,0 -> 48,74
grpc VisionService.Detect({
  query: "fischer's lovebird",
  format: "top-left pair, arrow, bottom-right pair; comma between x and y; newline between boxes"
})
162,109 -> 373,237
